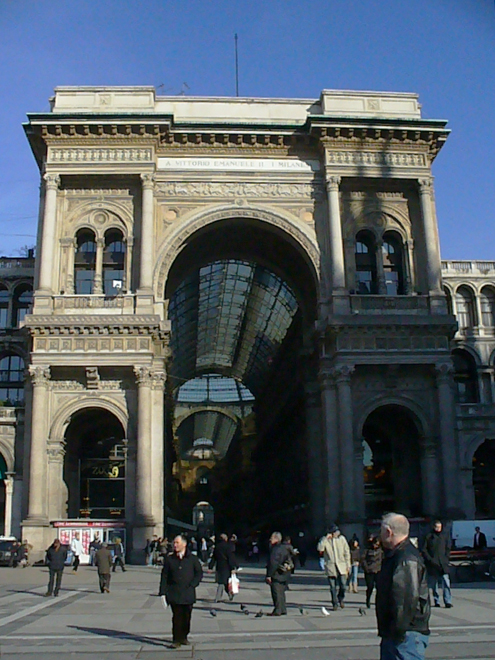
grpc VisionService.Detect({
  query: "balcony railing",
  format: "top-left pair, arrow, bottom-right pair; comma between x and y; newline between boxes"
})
456,403 -> 495,417
53,294 -> 135,312
442,260 -> 495,275
350,295 -> 429,314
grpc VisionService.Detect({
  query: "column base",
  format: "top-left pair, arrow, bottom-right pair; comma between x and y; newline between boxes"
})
130,517 -> 157,564
331,291 -> 350,315
135,291 -> 154,314
429,292 -> 448,315
21,519 -> 52,564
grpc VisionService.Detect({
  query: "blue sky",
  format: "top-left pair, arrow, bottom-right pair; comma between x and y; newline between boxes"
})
0,0 -> 493,259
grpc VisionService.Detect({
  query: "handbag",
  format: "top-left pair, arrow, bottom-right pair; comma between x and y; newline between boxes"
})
228,571 -> 240,595
278,556 -> 295,574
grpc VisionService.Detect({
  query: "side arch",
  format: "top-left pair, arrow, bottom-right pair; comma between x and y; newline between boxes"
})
355,394 -> 430,442
154,204 -> 320,299
49,395 -> 129,443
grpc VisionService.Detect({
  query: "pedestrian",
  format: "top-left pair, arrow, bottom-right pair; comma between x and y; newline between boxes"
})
473,526 -> 487,550
44,539 -> 68,597
149,535 -> 159,566
95,542 -> 113,593
144,538 -> 151,565
209,533 -> 238,602
376,512 -> 430,660
361,534 -> 383,608
112,537 -> 126,572
347,538 -> 361,593
199,537 -> 208,564
317,523 -> 351,610
159,534 -> 203,649
282,535 -> 298,590
71,532 -> 84,573
296,532 -> 308,567
89,534 -> 102,566
17,540 -> 31,568
265,531 -> 292,616
422,520 -> 452,609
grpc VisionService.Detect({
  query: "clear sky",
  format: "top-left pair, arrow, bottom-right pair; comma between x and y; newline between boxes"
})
0,0 -> 493,259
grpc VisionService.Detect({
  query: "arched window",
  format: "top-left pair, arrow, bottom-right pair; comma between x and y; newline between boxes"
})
0,354 -> 24,405
480,286 -> 495,327
0,286 -> 8,329
382,232 -> 405,295
74,229 -> 96,294
452,349 -> 478,403
103,229 -> 125,297
13,285 -> 33,326
455,285 -> 476,330
354,231 -> 377,294
444,286 -> 453,315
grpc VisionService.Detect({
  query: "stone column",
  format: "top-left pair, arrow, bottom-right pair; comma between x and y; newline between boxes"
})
124,236 -> 133,293
418,178 -> 442,294
435,363 -> 460,514
25,366 -> 50,522
334,365 -> 357,521
93,238 -> 105,295
403,239 -> 414,294
139,174 -> 155,292
133,366 -> 155,558
304,381 -> 325,535
420,439 -> 440,516
38,174 -> 60,293
325,176 -> 346,293
376,239 -> 387,294
47,440 -> 67,520
4,473 -> 14,537
61,237 -> 76,294
319,369 -> 340,522
151,370 -> 165,538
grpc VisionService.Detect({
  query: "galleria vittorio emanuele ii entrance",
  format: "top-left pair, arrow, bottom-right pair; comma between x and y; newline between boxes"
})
8,85 -> 482,560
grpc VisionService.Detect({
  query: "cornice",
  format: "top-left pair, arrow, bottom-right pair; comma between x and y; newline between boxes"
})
23,314 -> 170,338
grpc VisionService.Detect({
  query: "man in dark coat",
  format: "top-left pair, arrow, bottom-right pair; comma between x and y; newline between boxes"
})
159,534 -> 203,648
422,520 -> 452,608
95,542 -> 113,593
44,539 -> 68,597
209,533 -> 238,602
376,513 -> 430,660
265,531 -> 292,616
473,526 -> 487,550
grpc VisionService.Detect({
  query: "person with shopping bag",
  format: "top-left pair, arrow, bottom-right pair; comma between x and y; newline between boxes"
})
209,533 -> 239,602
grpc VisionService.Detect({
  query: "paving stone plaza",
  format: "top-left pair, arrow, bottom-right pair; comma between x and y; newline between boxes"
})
0,563 -> 494,659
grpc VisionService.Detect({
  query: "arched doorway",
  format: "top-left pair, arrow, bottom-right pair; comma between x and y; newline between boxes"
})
362,405 -> 423,518
473,439 -> 495,518
164,217 -> 318,532
63,408 -> 126,519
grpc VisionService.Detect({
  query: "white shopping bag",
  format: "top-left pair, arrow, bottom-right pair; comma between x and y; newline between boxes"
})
228,572 -> 240,595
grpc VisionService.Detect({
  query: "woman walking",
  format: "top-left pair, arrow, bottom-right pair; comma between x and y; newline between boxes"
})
347,538 -> 361,593
361,535 -> 383,608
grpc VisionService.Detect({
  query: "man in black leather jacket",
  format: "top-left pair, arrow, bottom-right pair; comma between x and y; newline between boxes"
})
265,531 -> 291,616
376,513 -> 430,660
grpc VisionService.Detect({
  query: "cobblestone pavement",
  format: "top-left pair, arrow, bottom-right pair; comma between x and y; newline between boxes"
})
0,562 -> 494,659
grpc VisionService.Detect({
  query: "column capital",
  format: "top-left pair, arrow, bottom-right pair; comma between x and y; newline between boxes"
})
140,173 -> 156,190
435,362 -> 454,381
325,175 -> 341,192
418,177 -> 433,194
47,440 -> 66,464
43,173 -> 61,190
96,237 -> 105,248
29,365 -> 51,386
151,370 -> 166,390
134,366 -> 153,386
332,364 -> 355,383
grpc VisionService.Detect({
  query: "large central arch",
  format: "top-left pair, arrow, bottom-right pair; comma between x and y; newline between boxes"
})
162,208 -> 320,533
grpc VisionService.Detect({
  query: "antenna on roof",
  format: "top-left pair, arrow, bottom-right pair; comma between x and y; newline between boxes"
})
234,33 -> 239,97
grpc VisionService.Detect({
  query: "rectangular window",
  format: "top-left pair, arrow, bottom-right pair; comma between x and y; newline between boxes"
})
75,270 -> 94,295
356,271 -> 373,294
103,269 -> 124,297
384,270 -> 399,296
0,308 -> 7,328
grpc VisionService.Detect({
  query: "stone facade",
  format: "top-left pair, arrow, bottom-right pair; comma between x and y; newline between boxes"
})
1,86 -> 492,558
